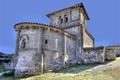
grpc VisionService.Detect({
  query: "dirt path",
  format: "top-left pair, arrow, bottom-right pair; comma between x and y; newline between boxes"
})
92,58 -> 120,76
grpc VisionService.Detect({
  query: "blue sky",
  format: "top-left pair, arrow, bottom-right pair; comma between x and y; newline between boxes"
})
0,0 -> 120,53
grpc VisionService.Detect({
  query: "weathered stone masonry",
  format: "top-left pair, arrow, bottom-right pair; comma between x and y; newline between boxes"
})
14,23 -> 78,77
13,3 -> 116,77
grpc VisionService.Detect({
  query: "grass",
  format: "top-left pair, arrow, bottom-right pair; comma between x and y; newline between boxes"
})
20,66 -> 114,80
103,67 -> 120,80
1,58 -> 120,80
21,58 -> 120,80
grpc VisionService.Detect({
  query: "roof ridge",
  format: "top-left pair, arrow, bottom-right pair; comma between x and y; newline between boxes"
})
14,22 -> 55,27
46,3 -> 83,16
46,3 -> 89,20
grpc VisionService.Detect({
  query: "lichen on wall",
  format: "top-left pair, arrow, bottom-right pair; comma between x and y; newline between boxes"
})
83,47 -> 105,64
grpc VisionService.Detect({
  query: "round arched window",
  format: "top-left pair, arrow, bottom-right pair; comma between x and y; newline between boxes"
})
59,16 -> 63,24
21,39 -> 26,49
19,34 -> 29,49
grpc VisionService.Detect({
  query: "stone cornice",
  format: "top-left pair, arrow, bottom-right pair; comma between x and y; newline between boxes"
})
14,22 -> 76,39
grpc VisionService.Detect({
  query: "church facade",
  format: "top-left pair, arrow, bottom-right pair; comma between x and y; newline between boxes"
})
13,3 -> 116,77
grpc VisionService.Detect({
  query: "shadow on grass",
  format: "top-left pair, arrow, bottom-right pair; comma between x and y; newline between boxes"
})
57,64 -> 99,74
0,71 -> 20,80
58,60 -> 115,74
0,76 -> 20,80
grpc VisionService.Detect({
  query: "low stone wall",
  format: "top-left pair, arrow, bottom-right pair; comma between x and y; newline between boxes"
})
105,47 -> 116,60
83,46 -> 117,64
105,46 -> 120,57
115,48 -> 120,57
83,47 -> 105,64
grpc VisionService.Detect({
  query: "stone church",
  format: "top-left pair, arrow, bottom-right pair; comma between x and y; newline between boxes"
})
13,3 -> 116,77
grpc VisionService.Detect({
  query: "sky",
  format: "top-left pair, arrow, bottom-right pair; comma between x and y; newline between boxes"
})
0,0 -> 120,54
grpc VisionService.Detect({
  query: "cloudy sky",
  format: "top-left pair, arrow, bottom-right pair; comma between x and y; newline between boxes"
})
0,0 -> 120,53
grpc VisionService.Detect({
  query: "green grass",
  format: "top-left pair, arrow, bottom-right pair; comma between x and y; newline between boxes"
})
61,64 -> 98,73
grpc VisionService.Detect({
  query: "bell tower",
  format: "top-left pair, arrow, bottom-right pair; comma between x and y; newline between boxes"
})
47,3 -> 94,63
47,3 -> 89,36
47,3 -> 92,63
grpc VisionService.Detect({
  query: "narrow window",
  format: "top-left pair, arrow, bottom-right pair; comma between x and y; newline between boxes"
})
60,19 -> 63,23
64,15 -> 68,23
59,16 -> 63,24
65,17 -> 68,22
45,40 -> 48,44
21,39 -> 26,49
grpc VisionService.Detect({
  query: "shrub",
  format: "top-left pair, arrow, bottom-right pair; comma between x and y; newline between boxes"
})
2,71 -> 14,77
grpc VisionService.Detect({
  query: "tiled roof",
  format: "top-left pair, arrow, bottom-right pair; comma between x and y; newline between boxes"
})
46,3 -> 89,20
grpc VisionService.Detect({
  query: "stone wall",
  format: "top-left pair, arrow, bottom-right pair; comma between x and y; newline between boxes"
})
104,47 -> 116,60
15,49 -> 42,77
115,47 -> 120,57
14,23 -> 77,77
83,46 -> 117,64
83,47 -> 105,64
65,25 -> 81,35
43,30 -> 64,71
64,36 -> 76,66
65,25 -> 83,64
15,29 -> 43,77
43,29 -> 77,71
105,46 -> 120,57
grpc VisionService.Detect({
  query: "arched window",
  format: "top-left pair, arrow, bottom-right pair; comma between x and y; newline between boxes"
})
59,16 -> 63,24
60,18 -> 63,23
64,15 -> 68,23
21,39 -> 26,49
19,34 -> 29,49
